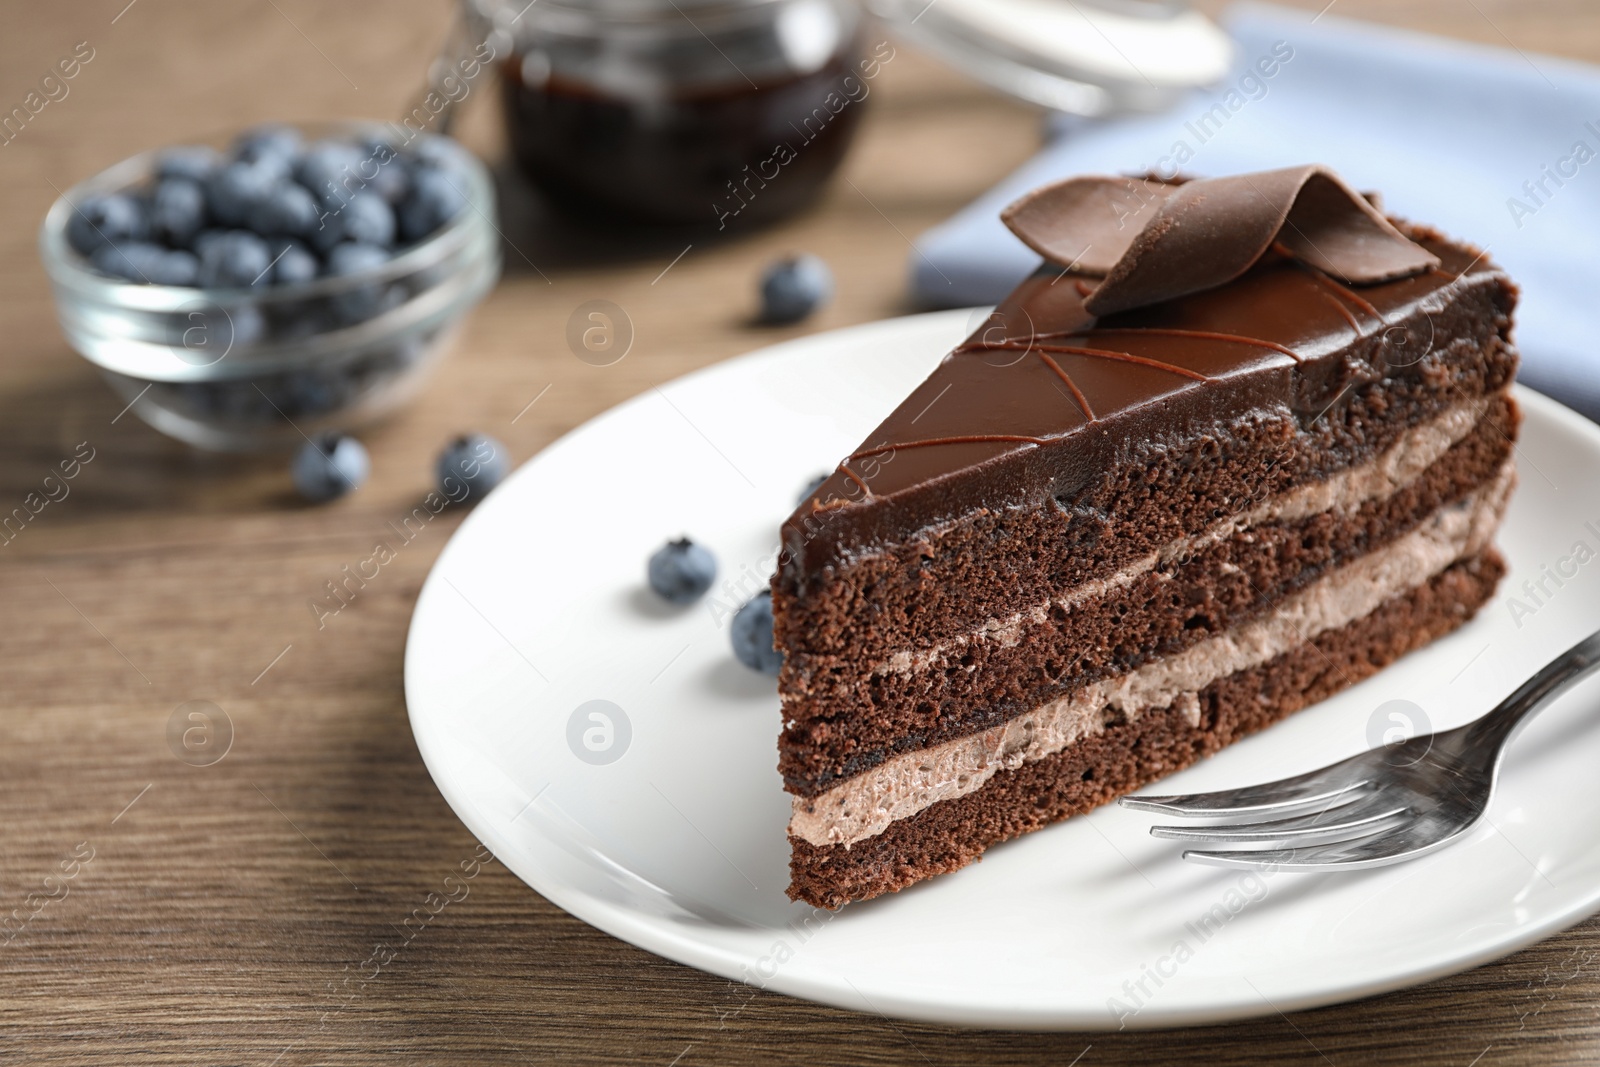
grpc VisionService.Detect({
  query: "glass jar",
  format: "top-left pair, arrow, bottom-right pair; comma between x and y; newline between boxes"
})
468,0 -> 870,227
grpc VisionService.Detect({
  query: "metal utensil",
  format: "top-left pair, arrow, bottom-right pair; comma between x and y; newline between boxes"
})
1119,628 -> 1600,870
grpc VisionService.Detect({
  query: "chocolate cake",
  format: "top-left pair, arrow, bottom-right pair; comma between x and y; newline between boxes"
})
773,166 -> 1519,909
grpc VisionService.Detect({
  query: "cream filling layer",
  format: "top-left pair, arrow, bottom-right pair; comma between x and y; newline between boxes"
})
789,460 -> 1513,849
787,395 -> 1492,690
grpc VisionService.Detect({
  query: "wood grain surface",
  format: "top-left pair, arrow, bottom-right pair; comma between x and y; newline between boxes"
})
3,1 -> 1599,1063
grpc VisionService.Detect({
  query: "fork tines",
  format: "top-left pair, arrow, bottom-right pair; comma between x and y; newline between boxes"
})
1118,769 -> 1417,870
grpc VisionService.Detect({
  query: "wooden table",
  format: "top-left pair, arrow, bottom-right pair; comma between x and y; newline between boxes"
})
4,2 -> 1598,1063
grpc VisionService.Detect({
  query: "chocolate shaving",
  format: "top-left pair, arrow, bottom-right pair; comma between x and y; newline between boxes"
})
1001,165 -> 1440,317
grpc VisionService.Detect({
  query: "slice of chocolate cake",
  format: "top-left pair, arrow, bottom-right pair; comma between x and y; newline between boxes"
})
774,166 -> 1519,909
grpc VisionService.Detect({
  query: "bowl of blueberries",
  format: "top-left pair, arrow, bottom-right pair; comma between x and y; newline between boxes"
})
40,121 -> 500,450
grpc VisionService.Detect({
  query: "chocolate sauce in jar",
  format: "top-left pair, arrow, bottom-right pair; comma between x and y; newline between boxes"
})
498,0 -> 876,228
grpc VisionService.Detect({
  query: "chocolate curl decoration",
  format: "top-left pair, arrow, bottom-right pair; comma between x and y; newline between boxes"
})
1001,165 -> 1441,317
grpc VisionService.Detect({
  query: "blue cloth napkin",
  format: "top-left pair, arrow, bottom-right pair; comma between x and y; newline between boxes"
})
911,2 -> 1600,419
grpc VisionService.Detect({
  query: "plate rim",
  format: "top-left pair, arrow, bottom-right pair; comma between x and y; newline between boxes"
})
405,309 -> 1600,1030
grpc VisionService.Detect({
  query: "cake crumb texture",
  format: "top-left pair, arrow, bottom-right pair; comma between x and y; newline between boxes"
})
787,550 -> 1505,909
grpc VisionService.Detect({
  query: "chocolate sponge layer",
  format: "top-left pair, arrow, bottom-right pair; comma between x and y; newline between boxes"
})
778,394 -> 1518,798
787,550 -> 1505,909
773,328 -> 1515,666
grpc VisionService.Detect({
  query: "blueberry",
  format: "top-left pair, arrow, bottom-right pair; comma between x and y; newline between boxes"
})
295,140 -> 366,207
249,181 -> 321,239
760,255 -> 832,324
360,137 -> 412,204
156,145 -> 220,183
291,431 -> 369,503
338,193 -> 395,247
91,240 -> 166,282
148,248 -> 200,286
306,209 -> 345,255
270,301 -> 335,340
409,136 -> 470,178
324,242 -> 391,321
197,230 -> 272,288
151,178 -> 207,246
267,237 -> 319,286
191,228 -> 230,258
233,123 -> 302,165
730,590 -> 782,674
305,185 -> 396,255
328,281 -> 403,325
296,139 -> 361,176
398,166 -> 467,243
648,538 -> 718,606
228,304 -> 266,347
206,160 -> 283,227
797,472 -> 828,505
435,433 -> 508,502
324,241 -> 389,278
66,193 -> 147,256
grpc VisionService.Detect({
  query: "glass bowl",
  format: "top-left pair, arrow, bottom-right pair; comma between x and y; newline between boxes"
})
39,121 -> 500,451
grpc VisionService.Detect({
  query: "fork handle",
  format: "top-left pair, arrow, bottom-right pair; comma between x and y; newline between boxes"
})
1464,626 -> 1600,749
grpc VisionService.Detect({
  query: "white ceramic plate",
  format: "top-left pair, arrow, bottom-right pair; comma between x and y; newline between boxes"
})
405,310 -> 1600,1030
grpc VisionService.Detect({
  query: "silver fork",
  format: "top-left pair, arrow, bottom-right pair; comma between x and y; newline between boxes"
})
1118,629 -> 1600,870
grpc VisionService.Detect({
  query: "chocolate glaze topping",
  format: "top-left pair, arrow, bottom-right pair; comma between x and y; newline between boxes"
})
779,169 -> 1507,588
